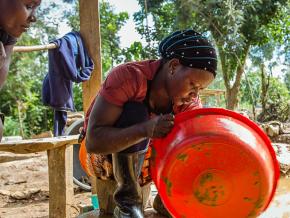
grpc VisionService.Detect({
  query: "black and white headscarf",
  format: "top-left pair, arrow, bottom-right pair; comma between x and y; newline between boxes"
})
159,29 -> 217,76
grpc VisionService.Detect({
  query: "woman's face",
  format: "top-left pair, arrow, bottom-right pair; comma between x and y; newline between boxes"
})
0,0 -> 41,38
167,60 -> 215,108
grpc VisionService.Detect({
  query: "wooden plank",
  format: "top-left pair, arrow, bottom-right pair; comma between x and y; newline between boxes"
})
200,89 -> 225,97
79,0 -> 102,113
47,145 -> 74,218
0,135 -> 79,154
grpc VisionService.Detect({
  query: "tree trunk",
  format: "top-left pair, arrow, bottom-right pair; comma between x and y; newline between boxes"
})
226,86 -> 240,110
222,45 -> 250,110
244,72 -> 256,120
17,100 -> 25,138
260,63 -> 270,113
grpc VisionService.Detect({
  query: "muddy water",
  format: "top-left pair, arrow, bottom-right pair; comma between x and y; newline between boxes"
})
259,176 -> 290,218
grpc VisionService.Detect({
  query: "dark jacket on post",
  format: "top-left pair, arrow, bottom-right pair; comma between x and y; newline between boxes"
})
42,31 -> 94,136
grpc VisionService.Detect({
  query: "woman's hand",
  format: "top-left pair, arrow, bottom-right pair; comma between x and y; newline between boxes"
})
0,42 -> 6,69
144,114 -> 175,138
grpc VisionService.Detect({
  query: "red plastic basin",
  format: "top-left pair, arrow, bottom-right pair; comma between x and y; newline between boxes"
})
150,108 -> 280,218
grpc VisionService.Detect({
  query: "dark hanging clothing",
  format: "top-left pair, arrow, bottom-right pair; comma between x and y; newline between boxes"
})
0,29 -> 17,45
42,31 -> 94,136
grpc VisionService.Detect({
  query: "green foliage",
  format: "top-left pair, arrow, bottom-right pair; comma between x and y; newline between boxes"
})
100,1 -> 129,76
134,1 -> 177,58
268,77 -> 289,100
264,2 -> 290,44
122,41 -> 148,62
284,70 -> 290,92
241,72 -> 289,103
73,83 -> 84,112
240,71 -> 261,104
134,0 -> 290,109
257,77 -> 290,122
2,117 -> 21,136
250,44 -> 276,65
66,2 -> 80,31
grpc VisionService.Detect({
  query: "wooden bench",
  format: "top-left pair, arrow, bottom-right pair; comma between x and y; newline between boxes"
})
0,135 -> 79,218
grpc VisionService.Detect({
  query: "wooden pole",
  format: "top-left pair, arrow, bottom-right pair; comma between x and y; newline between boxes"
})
79,0 -> 102,113
47,145 -> 74,218
79,0 -> 101,198
13,43 -> 57,52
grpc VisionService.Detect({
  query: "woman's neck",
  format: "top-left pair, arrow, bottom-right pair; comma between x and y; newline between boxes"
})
149,64 -> 171,114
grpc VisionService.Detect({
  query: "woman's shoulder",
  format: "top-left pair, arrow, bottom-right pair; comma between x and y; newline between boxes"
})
113,59 -> 159,78
0,29 -> 17,45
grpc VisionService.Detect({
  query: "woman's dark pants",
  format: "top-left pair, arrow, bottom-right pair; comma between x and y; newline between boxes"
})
112,102 -> 149,218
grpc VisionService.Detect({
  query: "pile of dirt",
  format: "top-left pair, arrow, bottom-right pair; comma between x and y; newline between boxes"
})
258,121 -> 290,177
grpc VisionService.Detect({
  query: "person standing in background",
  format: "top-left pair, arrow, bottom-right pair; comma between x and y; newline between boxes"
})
0,0 -> 42,141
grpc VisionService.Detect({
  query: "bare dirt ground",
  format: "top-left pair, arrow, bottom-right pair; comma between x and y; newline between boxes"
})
0,151 -> 290,218
0,151 -> 88,218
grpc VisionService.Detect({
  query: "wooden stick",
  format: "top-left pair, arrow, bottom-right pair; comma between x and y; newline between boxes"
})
13,43 -> 57,52
200,89 -> 226,96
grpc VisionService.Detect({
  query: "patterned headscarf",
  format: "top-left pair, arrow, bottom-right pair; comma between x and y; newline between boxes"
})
159,29 -> 217,76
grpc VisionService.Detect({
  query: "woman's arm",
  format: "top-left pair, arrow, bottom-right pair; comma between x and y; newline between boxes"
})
86,95 -> 174,154
0,43 -> 13,89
